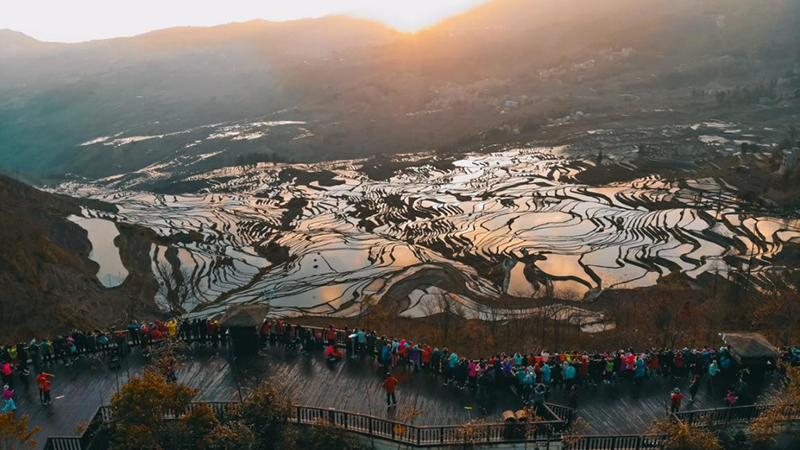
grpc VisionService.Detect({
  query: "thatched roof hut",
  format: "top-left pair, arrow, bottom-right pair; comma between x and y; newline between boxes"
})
221,304 -> 270,356
220,304 -> 270,329
721,332 -> 778,366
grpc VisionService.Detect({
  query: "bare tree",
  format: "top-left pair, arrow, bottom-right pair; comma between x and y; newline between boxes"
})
421,291 -> 462,343
156,262 -> 190,314
478,298 -> 502,354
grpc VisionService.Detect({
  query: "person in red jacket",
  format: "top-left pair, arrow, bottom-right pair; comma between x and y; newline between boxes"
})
325,344 -> 343,361
579,356 -> 590,385
422,346 -> 432,371
670,388 -> 683,413
325,326 -> 337,346
150,327 -> 162,342
36,371 -> 54,406
382,373 -> 399,408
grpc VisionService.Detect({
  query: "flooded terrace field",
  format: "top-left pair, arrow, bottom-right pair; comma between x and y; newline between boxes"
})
57,147 -> 800,329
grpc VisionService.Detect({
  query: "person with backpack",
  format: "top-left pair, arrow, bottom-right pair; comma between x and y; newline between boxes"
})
382,373 -> 399,408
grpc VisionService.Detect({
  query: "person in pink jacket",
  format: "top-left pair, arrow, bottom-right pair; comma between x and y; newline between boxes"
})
2,385 -> 16,413
468,360 -> 478,388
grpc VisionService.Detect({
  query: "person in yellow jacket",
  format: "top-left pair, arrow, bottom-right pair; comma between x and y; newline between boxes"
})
167,319 -> 178,338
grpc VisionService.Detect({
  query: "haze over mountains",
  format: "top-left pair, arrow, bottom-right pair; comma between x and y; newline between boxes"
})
2,0 -> 800,340
1,0 -> 798,182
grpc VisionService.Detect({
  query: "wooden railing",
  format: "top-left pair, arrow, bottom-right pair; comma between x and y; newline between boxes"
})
44,401 -> 567,449
291,404 -> 564,445
43,400 -> 800,450
563,434 -> 668,450
42,406 -> 107,450
673,403 -> 800,427
545,401 -> 575,424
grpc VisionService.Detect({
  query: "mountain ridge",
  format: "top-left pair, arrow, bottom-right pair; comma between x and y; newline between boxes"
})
1,0 -> 798,180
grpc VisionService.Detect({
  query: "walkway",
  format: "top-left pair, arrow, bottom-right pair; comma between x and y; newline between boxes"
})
14,343 -> 779,449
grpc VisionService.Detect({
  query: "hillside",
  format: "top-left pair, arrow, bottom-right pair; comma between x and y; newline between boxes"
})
0,28 -> 61,53
0,0 -> 799,181
0,175 -> 161,340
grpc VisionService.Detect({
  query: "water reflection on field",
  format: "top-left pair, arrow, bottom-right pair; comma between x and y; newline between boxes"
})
68,215 -> 129,288
59,148 -> 800,326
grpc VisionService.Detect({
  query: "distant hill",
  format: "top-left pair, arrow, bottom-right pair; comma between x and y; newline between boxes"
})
1,0 -> 798,181
0,29 -> 61,54
0,175 -> 161,340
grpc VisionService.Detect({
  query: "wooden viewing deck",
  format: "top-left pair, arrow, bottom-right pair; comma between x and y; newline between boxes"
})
5,328 -> 786,449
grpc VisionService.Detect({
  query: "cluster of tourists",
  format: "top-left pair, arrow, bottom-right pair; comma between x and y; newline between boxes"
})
2,317 -> 797,415
126,318 -> 225,348
260,320 -> 799,411
0,317 -> 224,413
0,342 -> 57,412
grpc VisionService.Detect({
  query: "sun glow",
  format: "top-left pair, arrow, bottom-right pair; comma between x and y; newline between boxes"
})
0,0 -> 488,43
347,0 -> 488,32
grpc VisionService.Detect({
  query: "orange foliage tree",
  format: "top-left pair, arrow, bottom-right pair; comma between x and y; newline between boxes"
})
0,413 -> 40,450
109,369 -> 198,450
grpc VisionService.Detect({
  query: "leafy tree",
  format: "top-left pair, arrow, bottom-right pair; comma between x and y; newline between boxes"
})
651,419 -> 722,450
0,413 -> 40,450
213,420 -> 257,449
449,417 -> 491,448
225,379 -> 295,450
178,403 -> 221,450
109,369 -> 197,450
747,365 -> 800,448
296,419 -> 365,450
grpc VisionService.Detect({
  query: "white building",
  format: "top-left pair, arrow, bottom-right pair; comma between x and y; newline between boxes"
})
779,147 -> 800,175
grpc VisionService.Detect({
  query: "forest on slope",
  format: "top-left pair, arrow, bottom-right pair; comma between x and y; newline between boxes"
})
0,175 -> 162,340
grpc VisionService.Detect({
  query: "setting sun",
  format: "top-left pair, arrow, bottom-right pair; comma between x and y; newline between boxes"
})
347,0 -> 488,32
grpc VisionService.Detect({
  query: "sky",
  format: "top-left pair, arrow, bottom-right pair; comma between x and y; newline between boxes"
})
0,0 -> 488,43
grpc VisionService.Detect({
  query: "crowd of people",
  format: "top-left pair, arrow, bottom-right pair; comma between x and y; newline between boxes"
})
0,318 -> 226,413
259,320 -> 800,412
1,317 -> 797,416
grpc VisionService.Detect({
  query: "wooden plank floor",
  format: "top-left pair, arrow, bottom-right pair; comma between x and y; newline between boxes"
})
546,374 -> 777,435
11,344 -> 779,449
